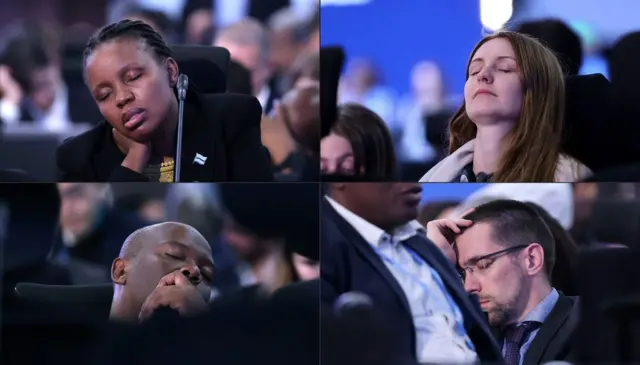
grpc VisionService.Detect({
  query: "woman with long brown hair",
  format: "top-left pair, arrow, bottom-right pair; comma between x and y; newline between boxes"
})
320,103 -> 397,179
420,31 -> 590,182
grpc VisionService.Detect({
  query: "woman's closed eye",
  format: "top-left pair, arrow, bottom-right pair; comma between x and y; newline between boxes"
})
127,73 -> 141,82
96,91 -> 111,102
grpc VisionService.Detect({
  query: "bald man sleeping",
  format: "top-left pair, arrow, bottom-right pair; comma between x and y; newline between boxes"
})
109,222 -> 216,322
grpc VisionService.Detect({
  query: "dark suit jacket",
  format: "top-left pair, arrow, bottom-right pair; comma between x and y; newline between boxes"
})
321,199 -> 503,365
55,92 -> 273,182
492,294 -> 580,365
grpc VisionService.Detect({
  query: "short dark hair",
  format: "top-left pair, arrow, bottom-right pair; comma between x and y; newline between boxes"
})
462,199 -> 556,278
332,103 -> 397,180
83,19 -> 172,71
515,19 -> 583,76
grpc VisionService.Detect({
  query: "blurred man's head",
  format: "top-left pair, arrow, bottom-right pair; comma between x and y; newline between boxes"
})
411,61 -> 445,112
328,183 -> 422,230
288,50 -> 320,87
215,18 -> 269,93
222,217 -> 280,263
280,79 -> 320,152
57,183 -> 112,247
267,7 -> 313,72
455,200 -> 555,327
110,222 -> 214,321
0,22 -> 61,111
515,19 -> 583,76
181,4 -> 213,45
124,6 -> 176,42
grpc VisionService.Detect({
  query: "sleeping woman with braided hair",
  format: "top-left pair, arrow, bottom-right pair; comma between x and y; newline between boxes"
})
56,20 -> 273,182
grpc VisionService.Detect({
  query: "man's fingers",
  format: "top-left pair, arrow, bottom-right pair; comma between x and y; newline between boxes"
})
443,220 -> 462,233
460,208 -> 475,218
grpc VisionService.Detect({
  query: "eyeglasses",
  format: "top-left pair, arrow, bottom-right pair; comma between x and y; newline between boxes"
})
457,244 -> 530,281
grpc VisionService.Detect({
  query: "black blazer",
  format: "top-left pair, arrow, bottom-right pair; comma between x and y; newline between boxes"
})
492,294 -> 580,365
321,198 -> 503,365
55,92 -> 273,182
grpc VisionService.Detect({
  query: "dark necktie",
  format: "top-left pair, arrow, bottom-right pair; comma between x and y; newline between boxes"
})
503,321 -> 542,365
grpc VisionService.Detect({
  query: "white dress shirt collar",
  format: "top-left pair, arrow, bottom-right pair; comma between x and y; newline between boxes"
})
325,195 -> 424,248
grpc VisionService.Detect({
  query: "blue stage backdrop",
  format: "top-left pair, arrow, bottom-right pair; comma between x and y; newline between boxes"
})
321,0 -> 483,96
420,183 -> 486,203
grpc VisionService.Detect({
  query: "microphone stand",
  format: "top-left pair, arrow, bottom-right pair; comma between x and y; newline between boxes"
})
175,74 -> 189,182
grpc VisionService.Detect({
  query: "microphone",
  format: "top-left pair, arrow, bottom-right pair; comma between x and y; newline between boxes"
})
175,74 -> 189,182
333,291 -> 374,320
330,292 -> 396,365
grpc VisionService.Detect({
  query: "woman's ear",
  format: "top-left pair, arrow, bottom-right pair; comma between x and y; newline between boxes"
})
165,57 -> 179,88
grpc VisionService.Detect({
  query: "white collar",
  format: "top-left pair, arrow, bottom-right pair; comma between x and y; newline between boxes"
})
326,196 -> 424,248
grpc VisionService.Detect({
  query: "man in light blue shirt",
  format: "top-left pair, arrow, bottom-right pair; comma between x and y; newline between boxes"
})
436,199 -> 579,365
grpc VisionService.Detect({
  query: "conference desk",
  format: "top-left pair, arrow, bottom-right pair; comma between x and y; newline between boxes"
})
0,124 -> 92,182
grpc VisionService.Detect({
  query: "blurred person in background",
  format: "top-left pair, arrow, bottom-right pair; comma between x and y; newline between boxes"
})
180,0 -> 214,45
222,215 -> 297,293
123,5 -> 179,43
215,18 -> 276,113
113,184 -> 168,222
263,78 -> 319,181
267,7 -> 315,92
448,200 -> 579,365
396,61 -> 447,164
287,49 -> 319,87
213,0 -> 296,29
56,20 -> 272,182
0,22 -> 72,130
54,183 -> 150,279
515,19 -> 583,77
321,103 -> 397,179
421,32 -> 590,183
338,59 -> 397,136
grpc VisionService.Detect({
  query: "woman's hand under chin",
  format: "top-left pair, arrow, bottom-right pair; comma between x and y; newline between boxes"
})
113,128 -> 151,173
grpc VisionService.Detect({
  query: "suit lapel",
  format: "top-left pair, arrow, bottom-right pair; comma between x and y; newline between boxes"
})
522,294 -> 575,365
176,99 -> 211,182
322,199 -> 413,316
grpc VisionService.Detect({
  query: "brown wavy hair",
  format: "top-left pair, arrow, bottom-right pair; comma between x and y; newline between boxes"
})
449,31 -> 565,182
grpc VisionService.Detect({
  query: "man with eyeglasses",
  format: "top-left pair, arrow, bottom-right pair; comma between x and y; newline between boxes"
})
429,199 -> 579,365
321,182 -> 503,365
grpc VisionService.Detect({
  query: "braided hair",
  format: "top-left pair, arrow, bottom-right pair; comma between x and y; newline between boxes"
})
83,19 -> 172,71
82,19 -> 201,101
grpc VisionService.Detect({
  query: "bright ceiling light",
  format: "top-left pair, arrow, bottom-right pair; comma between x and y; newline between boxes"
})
480,0 -> 513,32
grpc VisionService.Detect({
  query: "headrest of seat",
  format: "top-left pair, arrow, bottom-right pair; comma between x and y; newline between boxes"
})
14,283 -> 113,304
170,45 -> 230,94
